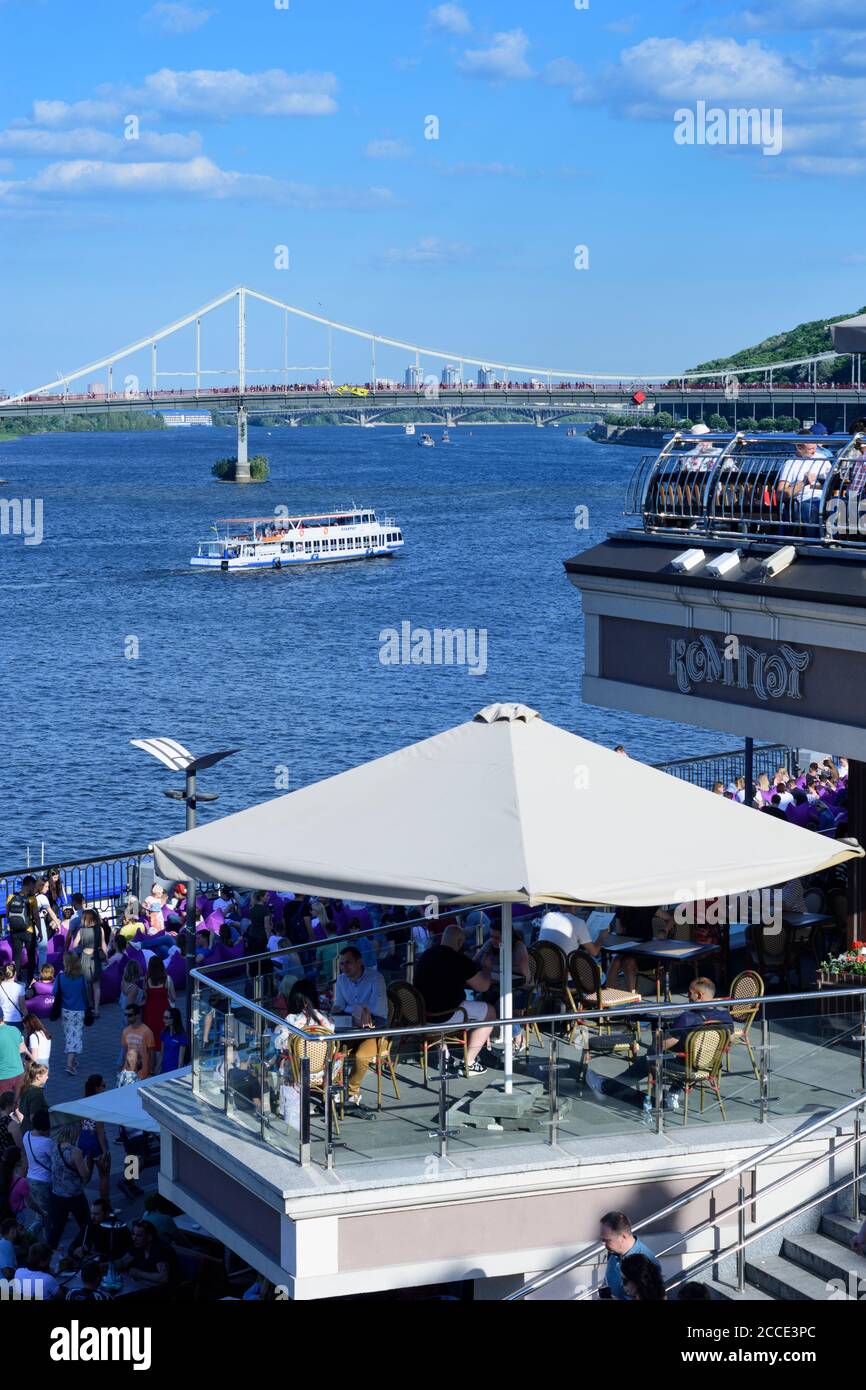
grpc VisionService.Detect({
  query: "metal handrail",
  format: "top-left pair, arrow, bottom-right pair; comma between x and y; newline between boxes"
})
504,1090 -> 866,1301
190,972 -> 866,1049
0,846 -> 152,880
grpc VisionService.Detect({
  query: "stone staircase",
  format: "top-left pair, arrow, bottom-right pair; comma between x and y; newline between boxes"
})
708,1202 -> 866,1301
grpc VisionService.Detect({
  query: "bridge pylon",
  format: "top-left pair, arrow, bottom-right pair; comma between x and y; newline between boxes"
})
236,405 -> 250,482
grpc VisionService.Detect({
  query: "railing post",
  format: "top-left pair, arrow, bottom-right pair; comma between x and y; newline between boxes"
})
760,1006 -> 770,1124
852,1108 -> 862,1222
324,1053 -> 335,1171
547,1024 -> 559,1147
736,1174 -> 747,1292
224,1007 -> 234,1118
191,978 -> 201,1097
654,1016 -> 665,1135
406,936 -> 415,984
298,1053 -> 311,1166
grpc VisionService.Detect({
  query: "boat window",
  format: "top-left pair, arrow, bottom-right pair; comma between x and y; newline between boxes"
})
281,542 -> 291,554
304,541 -> 312,552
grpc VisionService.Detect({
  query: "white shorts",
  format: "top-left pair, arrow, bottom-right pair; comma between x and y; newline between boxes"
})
441,1000 -> 490,1027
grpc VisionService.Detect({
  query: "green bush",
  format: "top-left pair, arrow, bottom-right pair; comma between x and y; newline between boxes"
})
737,417 -> 759,431
212,453 -> 269,482
774,415 -> 798,432
653,411 -> 675,430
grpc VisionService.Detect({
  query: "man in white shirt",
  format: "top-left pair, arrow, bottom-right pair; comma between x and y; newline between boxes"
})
538,908 -> 609,960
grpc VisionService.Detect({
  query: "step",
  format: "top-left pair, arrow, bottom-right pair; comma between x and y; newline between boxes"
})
701,1277 -> 775,1302
745,1254 -> 852,1301
820,1212 -> 864,1247
782,1229 -> 866,1288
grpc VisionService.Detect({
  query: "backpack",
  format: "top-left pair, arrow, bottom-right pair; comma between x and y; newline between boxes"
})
6,892 -> 32,936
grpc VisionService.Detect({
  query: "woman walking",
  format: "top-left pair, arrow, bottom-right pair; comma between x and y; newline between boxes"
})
0,964 -> 27,1033
158,1007 -> 189,1074
54,952 -> 88,1076
0,1015 -> 28,1100
142,957 -> 175,1040
21,1108 -> 52,1239
46,1120 -> 92,1253
78,1076 -> 111,1203
22,1015 -> 51,1075
17,1062 -> 49,1133
69,908 -> 107,1019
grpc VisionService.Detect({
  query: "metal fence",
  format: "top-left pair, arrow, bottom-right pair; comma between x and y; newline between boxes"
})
0,849 -> 150,931
651,744 -> 798,791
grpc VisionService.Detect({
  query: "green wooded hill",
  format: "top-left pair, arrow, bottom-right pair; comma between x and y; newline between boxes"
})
689,308 -> 866,384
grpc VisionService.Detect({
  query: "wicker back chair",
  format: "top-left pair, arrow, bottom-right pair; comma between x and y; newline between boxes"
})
387,980 -> 468,1082
568,949 -> 641,1015
748,922 -> 801,990
288,1029 -> 344,1133
366,994 -> 401,1109
724,971 -> 764,1081
528,942 -> 578,1011
664,1025 -> 729,1125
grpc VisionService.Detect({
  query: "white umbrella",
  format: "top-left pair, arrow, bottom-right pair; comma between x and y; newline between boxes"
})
153,704 -> 861,1092
49,1068 -> 188,1133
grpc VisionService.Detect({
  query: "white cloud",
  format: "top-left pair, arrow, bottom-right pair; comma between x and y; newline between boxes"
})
428,4 -> 471,35
459,29 -> 533,81
542,58 -> 585,88
786,155 -> 866,176
567,33 -> 866,176
127,67 -> 338,117
364,139 -> 412,159
143,2 -> 213,35
381,236 -> 473,264
18,99 -> 124,129
0,156 -> 395,208
438,160 -> 524,176
742,0 -> 865,28
0,126 -> 202,159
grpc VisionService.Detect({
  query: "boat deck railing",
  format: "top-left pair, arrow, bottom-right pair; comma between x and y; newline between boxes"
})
626,431 -> 866,547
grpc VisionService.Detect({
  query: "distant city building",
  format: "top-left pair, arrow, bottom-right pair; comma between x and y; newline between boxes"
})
155,410 -> 213,428
404,365 -> 424,388
441,364 -> 461,388
87,381 -> 107,396
477,367 -> 498,387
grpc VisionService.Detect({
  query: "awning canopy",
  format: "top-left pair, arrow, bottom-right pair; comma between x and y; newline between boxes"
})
152,704 -> 860,907
831,313 -> 866,354
49,1068 -> 190,1133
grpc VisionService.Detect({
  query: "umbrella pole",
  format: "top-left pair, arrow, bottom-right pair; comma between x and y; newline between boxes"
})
502,902 -> 513,1096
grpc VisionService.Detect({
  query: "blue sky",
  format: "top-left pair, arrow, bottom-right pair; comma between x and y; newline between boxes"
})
1,0 -> 864,391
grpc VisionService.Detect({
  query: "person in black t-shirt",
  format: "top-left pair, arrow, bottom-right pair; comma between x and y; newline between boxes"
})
118,1219 -> 176,1288
413,924 -> 495,1075
70,1198 -> 133,1264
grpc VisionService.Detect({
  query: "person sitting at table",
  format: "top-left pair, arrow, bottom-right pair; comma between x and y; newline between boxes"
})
585,978 -> 733,1111
475,922 -> 531,1052
71,1196 -> 133,1264
117,1218 -> 176,1289
413,924 -> 495,1077
65,1258 -> 112,1302
333,946 -> 387,1110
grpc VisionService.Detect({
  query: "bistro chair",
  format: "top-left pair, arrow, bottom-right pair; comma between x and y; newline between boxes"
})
367,994 -> 401,1109
287,1030 -> 344,1134
657,1025 -> 729,1125
748,921 -> 803,991
527,942 -> 579,1030
724,970 -> 764,1082
387,981 -> 465,1083
568,949 -> 641,1082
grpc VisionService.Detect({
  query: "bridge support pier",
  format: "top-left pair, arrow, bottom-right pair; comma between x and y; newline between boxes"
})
235,406 -> 250,483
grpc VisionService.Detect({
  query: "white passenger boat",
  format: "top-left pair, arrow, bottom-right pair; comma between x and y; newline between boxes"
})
190,508 -> 405,571
404,423 -> 416,436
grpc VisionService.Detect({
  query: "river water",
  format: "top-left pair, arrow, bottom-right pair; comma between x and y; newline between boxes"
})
0,424 -> 720,864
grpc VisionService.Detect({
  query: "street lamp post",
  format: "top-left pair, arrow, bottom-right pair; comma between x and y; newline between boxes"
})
131,739 -> 240,1027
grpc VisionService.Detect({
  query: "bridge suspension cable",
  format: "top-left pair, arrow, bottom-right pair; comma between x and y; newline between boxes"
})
0,285 -> 846,407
